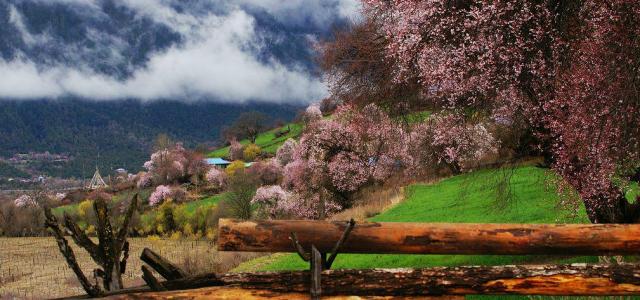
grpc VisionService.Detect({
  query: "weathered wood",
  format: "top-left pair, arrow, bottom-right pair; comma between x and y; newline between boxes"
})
44,207 -> 102,297
140,248 -> 187,280
141,266 -> 166,292
218,218 -> 640,255
103,286 -> 460,299
222,264 -> 640,296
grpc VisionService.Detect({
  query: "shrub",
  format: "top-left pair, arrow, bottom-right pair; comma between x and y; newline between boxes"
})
226,172 -> 258,220
225,160 -> 245,177
243,144 -> 261,161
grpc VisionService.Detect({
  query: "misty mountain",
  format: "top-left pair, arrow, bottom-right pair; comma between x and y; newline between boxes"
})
0,0 -> 356,179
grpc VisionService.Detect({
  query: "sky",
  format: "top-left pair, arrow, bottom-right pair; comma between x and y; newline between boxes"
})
0,0 -> 361,103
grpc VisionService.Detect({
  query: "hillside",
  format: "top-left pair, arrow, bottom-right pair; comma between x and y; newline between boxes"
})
0,100 -> 300,178
235,166 -> 600,272
208,123 -> 303,158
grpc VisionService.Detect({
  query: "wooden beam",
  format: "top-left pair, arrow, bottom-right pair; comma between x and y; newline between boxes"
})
103,264 -> 640,297
141,266 -> 167,292
140,248 -> 187,280
104,286 -> 461,299
218,219 -> 640,255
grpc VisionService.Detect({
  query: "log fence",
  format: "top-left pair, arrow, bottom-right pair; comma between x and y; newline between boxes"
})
103,218 -> 640,299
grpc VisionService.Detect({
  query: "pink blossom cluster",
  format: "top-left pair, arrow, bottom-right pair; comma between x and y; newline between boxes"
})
304,104 -> 323,123
282,104 -> 410,209
148,185 -> 173,206
228,139 -> 244,161
141,143 -> 209,186
205,167 -> 226,189
14,195 -> 37,208
137,172 -> 153,188
275,138 -> 297,166
251,185 -> 291,219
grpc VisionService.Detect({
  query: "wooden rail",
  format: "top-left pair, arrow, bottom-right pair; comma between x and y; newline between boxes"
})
218,219 -> 640,255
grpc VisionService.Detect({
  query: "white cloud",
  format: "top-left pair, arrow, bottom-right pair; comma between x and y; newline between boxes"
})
0,0 -> 361,103
0,10 -> 327,103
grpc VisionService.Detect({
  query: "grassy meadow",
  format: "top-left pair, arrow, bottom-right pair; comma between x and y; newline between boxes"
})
241,166 -> 595,272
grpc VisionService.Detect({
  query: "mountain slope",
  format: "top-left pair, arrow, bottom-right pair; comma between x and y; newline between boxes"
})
0,100 -> 301,178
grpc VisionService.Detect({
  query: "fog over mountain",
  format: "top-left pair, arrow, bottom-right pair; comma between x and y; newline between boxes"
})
0,0 -> 359,179
0,0 -> 360,103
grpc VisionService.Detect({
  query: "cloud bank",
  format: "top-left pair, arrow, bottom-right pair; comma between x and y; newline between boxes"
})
0,0 -> 361,103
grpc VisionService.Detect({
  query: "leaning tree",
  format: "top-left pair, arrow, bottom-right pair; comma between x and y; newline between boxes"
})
44,193 -> 138,296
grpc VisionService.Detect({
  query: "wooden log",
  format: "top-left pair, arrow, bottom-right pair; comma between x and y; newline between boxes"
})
141,266 -> 166,292
140,248 -> 187,280
100,264 -> 640,297
103,286 -> 460,299
218,218 -> 640,255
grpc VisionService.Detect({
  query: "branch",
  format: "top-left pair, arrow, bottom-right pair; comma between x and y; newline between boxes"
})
44,207 -> 102,297
116,194 -> 138,248
62,213 -> 102,263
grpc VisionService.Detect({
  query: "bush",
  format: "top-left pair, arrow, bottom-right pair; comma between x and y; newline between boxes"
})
225,160 -> 245,177
243,144 -> 261,161
226,172 -> 259,220
247,161 -> 282,185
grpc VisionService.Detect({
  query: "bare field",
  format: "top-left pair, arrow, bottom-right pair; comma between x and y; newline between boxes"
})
0,237 -> 258,299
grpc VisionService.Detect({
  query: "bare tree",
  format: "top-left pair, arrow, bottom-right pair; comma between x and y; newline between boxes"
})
230,111 -> 270,143
43,193 -> 138,296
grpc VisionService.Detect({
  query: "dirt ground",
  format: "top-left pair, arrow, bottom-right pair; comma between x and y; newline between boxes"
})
0,237 -> 252,299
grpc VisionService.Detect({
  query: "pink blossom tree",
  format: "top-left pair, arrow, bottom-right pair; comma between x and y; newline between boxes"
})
14,194 -> 37,208
304,104 -> 323,123
148,185 -> 172,206
356,0 -> 640,223
409,114 -> 498,175
283,104 -> 410,212
228,139 -> 244,161
205,167 -> 227,190
275,138 -> 298,166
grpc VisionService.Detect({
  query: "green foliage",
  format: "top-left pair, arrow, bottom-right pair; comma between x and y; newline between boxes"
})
225,160 -> 246,177
226,172 -> 259,220
0,161 -> 29,178
209,123 -> 303,158
252,166 -> 594,271
243,144 -> 261,161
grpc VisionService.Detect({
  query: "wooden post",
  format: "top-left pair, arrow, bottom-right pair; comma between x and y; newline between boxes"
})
218,219 -> 640,255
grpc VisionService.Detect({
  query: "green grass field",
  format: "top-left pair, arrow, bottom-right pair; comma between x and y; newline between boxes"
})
180,193 -> 227,215
207,123 -> 303,158
247,166 -> 596,273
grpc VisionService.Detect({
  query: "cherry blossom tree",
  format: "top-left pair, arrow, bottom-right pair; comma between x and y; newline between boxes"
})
14,194 -> 37,208
283,104 -> 410,211
205,167 -> 227,190
410,113 -> 498,175
356,0 -> 640,223
148,185 -> 172,206
228,139 -> 244,161
303,104 -> 323,123
275,138 -> 298,166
